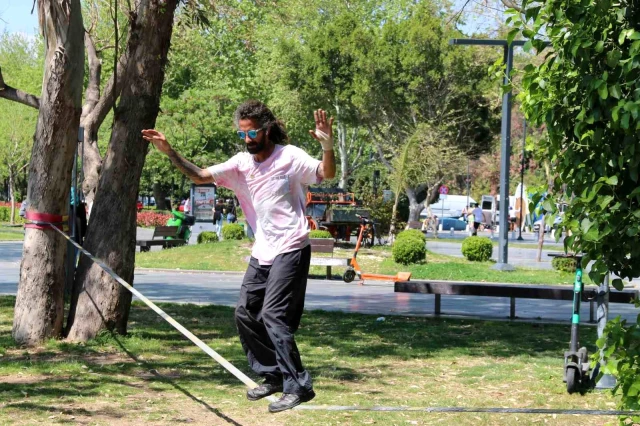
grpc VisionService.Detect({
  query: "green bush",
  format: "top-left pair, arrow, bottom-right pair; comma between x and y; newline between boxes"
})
222,223 -> 244,240
0,206 -> 24,224
396,229 -> 426,244
309,229 -> 332,239
551,257 -> 577,273
392,237 -> 426,265
197,231 -> 219,244
461,237 -> 493,262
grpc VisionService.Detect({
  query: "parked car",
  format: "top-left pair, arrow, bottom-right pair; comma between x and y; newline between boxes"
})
440,216 -> 467,231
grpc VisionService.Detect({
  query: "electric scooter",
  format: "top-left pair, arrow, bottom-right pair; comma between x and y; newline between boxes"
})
549,253 -> 590,393
343,215 -> 412,284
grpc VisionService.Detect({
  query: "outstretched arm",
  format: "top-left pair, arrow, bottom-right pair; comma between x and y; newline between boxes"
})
141,129 -> 213,185
309,109 -> 336,179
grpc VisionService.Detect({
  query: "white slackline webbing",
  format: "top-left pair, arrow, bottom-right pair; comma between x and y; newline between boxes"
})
47,223 -> 277,402
296,405 -> 637,415
43,223 -> 638,416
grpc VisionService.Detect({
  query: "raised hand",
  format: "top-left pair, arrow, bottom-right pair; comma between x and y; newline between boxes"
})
309,109 -> 334,151
141,129 -> 171,154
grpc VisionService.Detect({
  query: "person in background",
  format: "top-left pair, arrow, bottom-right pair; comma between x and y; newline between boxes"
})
184,197 -> 191,214
213,206 -> 222,237
227,203 -> 237,223
509,206 -> 517,231
19,199 -> 29,218
472,203 -> 484,236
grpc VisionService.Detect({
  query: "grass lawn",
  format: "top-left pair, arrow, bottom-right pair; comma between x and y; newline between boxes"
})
136,239 -> 251,271
136,240 -> 583,285
0,227 -> 24,241
0,295 -> 621,425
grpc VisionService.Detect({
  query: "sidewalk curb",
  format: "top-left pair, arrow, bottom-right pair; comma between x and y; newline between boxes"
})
135,267 -> 245,275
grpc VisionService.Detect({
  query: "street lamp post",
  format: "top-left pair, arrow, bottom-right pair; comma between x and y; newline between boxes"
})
450,39 -> 527,271
517,119 -> 526,241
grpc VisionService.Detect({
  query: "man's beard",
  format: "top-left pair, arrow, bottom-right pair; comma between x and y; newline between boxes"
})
246,139 -> 266,154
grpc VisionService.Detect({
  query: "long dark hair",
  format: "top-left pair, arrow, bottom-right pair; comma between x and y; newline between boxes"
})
233,100 -> 289,145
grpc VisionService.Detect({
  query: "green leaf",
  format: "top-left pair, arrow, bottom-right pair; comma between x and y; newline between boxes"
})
610,84 -> 622,99
595,40 -> 605,52
507,28 -> 519,46
523,40 -> 533,52
598,84 -> 609,99
607,50 -> 622,68
612,278 -> 624,291
619,30 -> 628,45
612,106 -> 621,122
605,176 -> 619,185
599,195 -> 614,210
622,113 -> 630,129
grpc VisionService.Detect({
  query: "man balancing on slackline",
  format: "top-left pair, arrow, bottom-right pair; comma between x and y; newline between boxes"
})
141,100 -> 336,412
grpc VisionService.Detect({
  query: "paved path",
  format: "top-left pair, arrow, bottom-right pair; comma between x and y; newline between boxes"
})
1,241 -> 637,324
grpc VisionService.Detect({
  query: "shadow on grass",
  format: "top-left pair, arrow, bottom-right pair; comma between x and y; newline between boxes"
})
0,295 -> 592,418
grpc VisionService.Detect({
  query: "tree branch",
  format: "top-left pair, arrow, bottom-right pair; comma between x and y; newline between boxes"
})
0,66 -> 40,109
83,7 -> 140,133
368,125 -> 393,172
81,31 -> 101,120
500,0 -> 523,12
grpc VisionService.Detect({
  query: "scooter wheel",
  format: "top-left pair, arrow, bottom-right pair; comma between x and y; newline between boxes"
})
566,366 -> 578,394
343,268 -> 356,283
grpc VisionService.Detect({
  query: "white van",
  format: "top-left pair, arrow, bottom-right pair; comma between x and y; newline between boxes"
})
421,194 -> 477,219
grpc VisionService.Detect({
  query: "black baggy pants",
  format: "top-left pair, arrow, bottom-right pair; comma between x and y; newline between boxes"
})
235,245 -> 313,395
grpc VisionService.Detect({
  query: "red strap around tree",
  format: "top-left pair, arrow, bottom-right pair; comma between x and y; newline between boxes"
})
24,211 -> 68,231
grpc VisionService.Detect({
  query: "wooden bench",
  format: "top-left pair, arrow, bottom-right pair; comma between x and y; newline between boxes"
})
136,226 -> 186,252
395,280 -> 637,321
309,238 -> 350,280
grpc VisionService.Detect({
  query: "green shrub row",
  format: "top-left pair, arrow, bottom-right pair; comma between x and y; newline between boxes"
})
551,257 -> 577,273
197,231 -> 219,244
392,229 -> 426,265
461,237 -> 493,262
222,223 -> 245,240
309,229 -> 332,239
0,206 -> 24,224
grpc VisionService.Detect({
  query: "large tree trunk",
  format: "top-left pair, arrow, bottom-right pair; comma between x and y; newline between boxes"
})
66,0 -> 178,341
406,187 -> 421,223
12,0 -> 85,346
152,182 -> 169,210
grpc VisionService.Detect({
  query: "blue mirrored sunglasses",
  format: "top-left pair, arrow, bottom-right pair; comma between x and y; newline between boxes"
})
237,128 -> 263,140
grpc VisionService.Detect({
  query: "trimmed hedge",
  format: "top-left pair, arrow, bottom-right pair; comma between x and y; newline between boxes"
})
392,234 -> 426,265
197,231 -> 219,244
396,229 -> 426,244
222,223 -> 245,240
461,236 -> 493,262
0,206 -> 24,223
309,229 -> 332,239
552,257 -> 577,273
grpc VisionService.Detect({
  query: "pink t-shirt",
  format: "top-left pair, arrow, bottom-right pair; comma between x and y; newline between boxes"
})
207,144 -> 321,265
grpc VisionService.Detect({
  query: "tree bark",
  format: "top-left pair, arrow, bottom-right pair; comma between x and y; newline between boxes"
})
406,187 -> 421,223
152,182 -> 169,211
12,0 -> 85,346
66,0 -> 178,341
